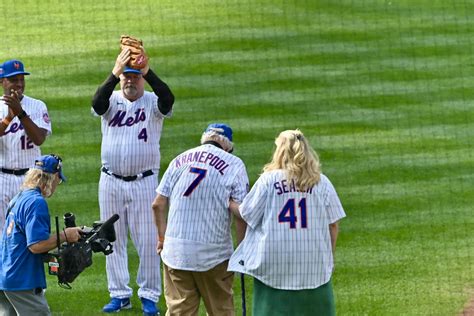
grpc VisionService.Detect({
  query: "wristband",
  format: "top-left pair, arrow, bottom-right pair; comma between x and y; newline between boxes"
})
158,236 -> 165,243
1,118 -> 11,126
17,110 -> 28,120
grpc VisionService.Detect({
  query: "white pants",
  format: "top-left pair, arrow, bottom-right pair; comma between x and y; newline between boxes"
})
99,172 -> 161,302
0,173 -> 24,229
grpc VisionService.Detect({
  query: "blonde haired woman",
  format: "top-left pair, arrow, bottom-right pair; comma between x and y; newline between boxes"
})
229,130 -> 346,316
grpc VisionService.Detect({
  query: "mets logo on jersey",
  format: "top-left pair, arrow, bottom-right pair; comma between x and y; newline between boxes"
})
14,62 -> 21,70
43,112 -> 50,124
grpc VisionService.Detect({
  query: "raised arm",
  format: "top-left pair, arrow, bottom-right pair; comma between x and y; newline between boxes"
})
2,91 -> 47,145
91,49 -> 131,115
142,66 -> 175,115
0,106 -> 15,136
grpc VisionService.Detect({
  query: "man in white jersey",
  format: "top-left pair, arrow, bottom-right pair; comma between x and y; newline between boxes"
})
152,123 -> 249,316
92,48 -> 174,316
228,129 -> 346,316
0,60 -> 51,229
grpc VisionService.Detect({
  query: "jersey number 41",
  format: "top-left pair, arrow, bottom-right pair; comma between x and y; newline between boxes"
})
278,198 -> 308,229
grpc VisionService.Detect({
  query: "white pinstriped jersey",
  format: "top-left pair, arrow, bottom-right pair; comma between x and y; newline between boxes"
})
228,171 -> 346,290
98,90 -> 171,176
157,143 -> 249,271
0,95 -> 51,169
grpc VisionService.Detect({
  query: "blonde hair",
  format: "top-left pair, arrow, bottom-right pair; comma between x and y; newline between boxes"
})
201,131 -> 234,152
21,169 -> 57,197
263,129 -> 321,190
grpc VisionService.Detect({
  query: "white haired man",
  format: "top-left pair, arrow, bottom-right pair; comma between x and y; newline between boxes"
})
92,48 -> 174,316
152,123 -> 249,316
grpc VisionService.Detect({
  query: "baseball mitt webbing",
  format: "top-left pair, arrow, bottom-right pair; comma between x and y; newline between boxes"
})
120,35 -> 148,69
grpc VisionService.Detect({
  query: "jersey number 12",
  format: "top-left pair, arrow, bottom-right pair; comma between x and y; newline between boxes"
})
20,135 -> 34,150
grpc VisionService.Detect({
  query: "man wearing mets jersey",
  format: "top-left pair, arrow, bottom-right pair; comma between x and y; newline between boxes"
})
228,129 -> 346,316
0,60 -> 51,230
152,123 -> 249,316
92,48 -> 174,316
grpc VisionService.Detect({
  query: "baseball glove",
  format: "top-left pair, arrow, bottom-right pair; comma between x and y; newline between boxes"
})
120,35 -> 148,69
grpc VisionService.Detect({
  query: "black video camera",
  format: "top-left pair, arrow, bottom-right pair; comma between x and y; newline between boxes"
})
47,213 -> 120,289
63,212 -> 118,255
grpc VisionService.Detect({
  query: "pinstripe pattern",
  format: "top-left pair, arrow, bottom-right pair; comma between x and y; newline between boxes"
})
157,144 -> 249,271
99,173 -> 161,301
228,171 -> 346,290
0,96 -> 51,168
0,174 -> 24,229
100,91 -> 169,176
0,95 -> 51,228
97,90 -> 169,301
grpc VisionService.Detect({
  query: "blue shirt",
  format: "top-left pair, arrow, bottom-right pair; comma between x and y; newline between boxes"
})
0,188 -> 51,290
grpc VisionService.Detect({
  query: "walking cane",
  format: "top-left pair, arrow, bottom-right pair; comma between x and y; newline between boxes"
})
241,273 -> 246,316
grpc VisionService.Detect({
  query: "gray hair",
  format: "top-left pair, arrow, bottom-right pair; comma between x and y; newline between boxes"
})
200,131 -> 234,152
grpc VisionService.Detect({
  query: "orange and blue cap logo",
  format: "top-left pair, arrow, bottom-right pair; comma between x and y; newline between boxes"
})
14,62 -> 20,70
43,113 -> 50,124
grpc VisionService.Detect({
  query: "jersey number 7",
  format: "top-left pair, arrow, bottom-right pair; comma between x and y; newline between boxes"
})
183,167 -> 207,197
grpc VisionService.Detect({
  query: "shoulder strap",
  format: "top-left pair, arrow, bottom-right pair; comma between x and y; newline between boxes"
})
5,191 -> 23,219
5,191 -> 27,235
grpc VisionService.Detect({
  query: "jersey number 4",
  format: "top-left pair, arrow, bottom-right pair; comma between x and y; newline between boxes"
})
138,128 -> 148,142
278,198 -> 307,229
183,167 -> 207,197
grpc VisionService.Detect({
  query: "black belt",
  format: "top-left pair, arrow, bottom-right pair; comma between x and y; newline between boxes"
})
1,168 -> 29,176
101,167 -> 153,182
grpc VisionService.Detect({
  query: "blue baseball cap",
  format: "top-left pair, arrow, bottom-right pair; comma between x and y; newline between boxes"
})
34,154 -> 66,182
0,60 -> 30,78
205,123 -> 233,141
123,67 -> 141,75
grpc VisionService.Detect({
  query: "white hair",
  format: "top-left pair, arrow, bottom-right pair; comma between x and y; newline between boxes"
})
200,131 -> 234,152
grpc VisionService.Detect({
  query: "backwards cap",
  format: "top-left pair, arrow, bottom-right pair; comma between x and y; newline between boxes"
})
34,154 -> 66,182
204,123 -> 233,141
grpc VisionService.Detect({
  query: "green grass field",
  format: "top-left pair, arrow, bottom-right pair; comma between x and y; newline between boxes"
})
1,0 -> 473,315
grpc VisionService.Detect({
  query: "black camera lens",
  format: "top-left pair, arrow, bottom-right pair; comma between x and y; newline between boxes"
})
91,238 -> 113,255
64,212 -> 76,228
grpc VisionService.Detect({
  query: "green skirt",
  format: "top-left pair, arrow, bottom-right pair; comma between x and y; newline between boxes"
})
252,278 -> 335,316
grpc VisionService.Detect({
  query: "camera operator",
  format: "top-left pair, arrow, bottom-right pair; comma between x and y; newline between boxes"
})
0,154 -> 82,316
